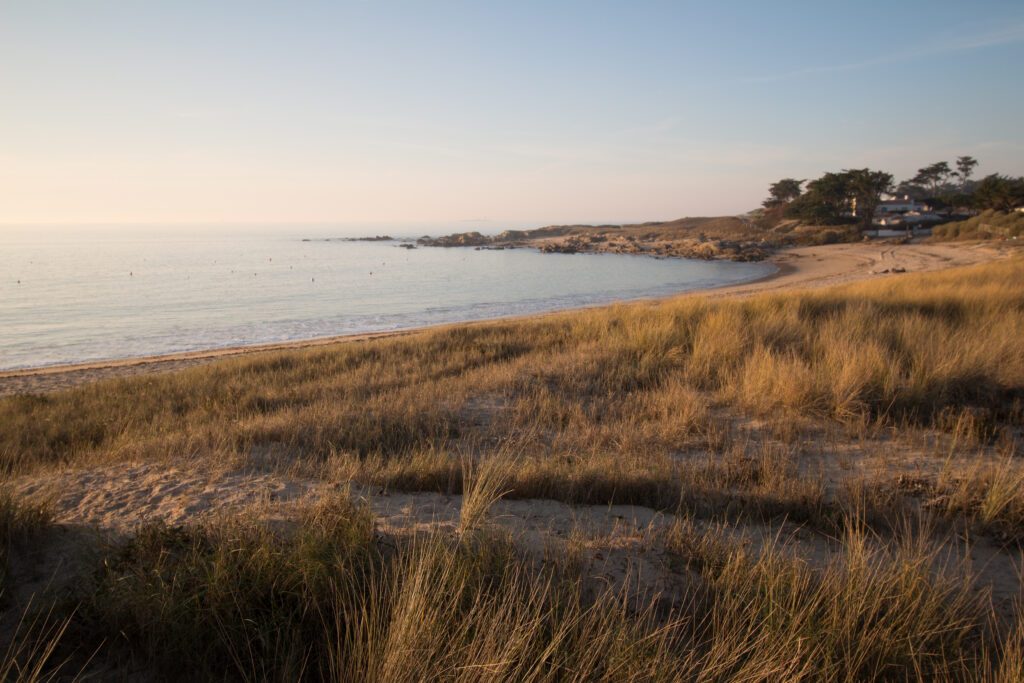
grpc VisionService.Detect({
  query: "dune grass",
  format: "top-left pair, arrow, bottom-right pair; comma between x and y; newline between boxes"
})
0,492 -> 52,551
932,210 -> 1024,241
2,257 -> 1023,679
0,258 -> 1021,539
0,603 -> 74,683
0,495 -> 68,682
1,257 -> 1021,477
8,501 -> 1018,682
56,498 -> 688,681
0,492 -> 53,593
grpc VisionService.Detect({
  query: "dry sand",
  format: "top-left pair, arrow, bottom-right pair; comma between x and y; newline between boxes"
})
702,240 -> 1003,297
0,241 -> 1006,398
9,458 -> 1021,619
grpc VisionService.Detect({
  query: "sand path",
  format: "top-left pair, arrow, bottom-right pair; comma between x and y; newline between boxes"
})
8,459 -> 1021,620
4,460 -> 780,609
0,241 -> 1006,398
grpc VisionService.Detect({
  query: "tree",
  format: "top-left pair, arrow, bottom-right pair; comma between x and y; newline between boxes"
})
785,172 -> 852,224
952,155 -> 978,189
783,169 -> 892,228
762,178 -> 804,208
911,161 -> 952,196
973,174 -> 1024,211
894,178 -> 927,200
844,168 -> 893,231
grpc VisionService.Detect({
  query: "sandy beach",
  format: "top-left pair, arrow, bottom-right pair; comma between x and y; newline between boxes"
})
0,240 -> 1005,397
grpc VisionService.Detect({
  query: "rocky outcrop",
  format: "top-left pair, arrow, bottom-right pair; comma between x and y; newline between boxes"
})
416,224 -> 774,262
417,232 -> 493,247
539,242 -> 580,254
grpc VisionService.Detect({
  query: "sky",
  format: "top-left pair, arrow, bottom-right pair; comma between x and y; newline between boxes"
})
2,1 -> 1023,228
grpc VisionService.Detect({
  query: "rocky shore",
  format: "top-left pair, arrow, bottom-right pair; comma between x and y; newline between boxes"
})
416,221 -> 774,261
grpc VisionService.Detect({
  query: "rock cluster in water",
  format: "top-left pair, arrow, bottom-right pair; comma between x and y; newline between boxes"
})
417,226 -> 771,262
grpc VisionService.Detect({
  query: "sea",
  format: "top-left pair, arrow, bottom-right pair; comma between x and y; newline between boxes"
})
0,226 -> 774,371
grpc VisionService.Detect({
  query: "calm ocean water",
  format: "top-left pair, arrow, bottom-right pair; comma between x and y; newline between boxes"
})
0,229 -> 774,371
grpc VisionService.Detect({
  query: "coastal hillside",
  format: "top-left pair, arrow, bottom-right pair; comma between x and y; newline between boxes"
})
419,214 -> 858,261
932,210 -> 1024,241
2,255 -> 1022,679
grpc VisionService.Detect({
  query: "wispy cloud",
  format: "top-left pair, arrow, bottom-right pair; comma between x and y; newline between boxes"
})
745,22 -> 1024,83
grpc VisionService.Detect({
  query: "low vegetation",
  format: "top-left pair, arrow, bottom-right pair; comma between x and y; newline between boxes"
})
0,492 -> 52,591
5,497 -> 1023,681
2,257 -> 1021,478
1,257 -> 1023,679
932,210 -> 1024,241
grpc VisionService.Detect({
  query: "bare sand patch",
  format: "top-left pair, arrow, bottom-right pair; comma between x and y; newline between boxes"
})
7,456 -> 1021,619
700,241 -> 1003,298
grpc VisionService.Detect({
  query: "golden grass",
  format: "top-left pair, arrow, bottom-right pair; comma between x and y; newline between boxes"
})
934,455 -> 1024,539
12,503 -> 1019,681
57,504 -> 692,680
1,259 -> 1022,535
932,210 -> 1024,241
664,516 -> 995,680
3,258 -> 1022,476
458,450 -> 517,534
2,257 -> 1023,679
0,602 -> 75,683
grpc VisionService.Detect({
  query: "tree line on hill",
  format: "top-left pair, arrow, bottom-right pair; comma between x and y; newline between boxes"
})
761,157 -> 1024,229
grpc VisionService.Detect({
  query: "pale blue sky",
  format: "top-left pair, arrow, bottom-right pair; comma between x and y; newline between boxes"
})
2,1 -> 1023,226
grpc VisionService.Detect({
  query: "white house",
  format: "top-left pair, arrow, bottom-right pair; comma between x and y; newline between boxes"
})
876,195 -> 931,214
874,215 -> 904,226
901,211 -> 943,224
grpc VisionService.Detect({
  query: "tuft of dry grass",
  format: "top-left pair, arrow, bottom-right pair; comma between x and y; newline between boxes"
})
0,492 -> 53,592
662,515 -> 1012,681
8,505 -> 1018,681
458,450 -> 517,534
0,492 -> 52,550
0,496 -> 66,679
933,454 -> 1024,540
0,601 -> 76,683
